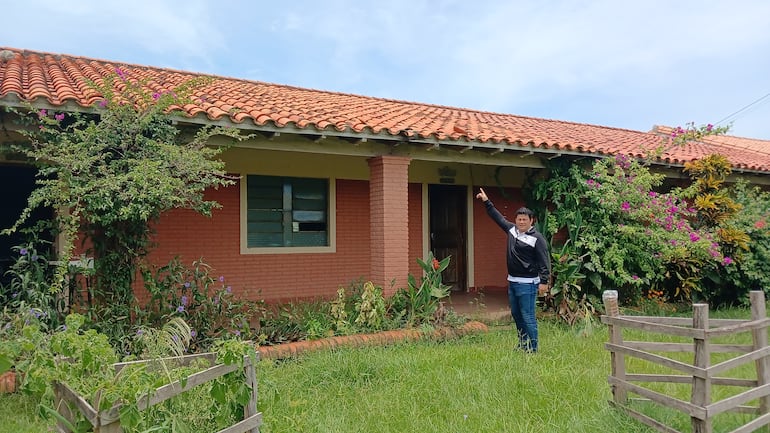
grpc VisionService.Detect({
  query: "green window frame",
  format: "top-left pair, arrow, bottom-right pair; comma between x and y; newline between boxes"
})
246,175 -> 329,248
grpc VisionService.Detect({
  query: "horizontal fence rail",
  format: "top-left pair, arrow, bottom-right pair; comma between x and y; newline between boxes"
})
602,290 -> 770,433
53,352 -> 261,433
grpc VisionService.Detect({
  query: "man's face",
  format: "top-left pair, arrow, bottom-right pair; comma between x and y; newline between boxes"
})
515,214 -> 533,233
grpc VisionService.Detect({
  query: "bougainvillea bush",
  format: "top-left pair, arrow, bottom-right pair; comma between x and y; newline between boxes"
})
532,153 -> 732,319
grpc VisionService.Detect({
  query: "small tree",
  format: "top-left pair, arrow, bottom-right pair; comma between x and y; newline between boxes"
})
3,68 -> 245,338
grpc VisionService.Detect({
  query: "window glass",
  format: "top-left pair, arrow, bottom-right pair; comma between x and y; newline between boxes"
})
246,175 -> 328,247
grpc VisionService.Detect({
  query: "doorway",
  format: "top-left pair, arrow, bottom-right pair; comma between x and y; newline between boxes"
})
0,165 -> 54,289
428,184 -> 467,292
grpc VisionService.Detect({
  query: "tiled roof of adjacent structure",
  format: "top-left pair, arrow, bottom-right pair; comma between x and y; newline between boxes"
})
1,47 -> 769,172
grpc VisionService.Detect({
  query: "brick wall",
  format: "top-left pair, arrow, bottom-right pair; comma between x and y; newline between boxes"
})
471,186 -> 526,291
143,178 -> 371,304
368,156 -> 410,295
407,183 -> 424,279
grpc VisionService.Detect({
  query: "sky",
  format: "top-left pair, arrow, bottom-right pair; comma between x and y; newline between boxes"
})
3,0 -> 770,139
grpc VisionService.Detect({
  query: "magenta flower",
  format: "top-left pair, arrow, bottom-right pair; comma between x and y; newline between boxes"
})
152,92 -> 161,101
38,109 -> 47,118
706,124 -> 713,131
621,202 -> 630,211
98,99 -> 108,108
115,67 -> 126,80
632,275 -> 639,280
54,113 -> 65,121
723,257 -> 733,265
689,233 -> 700,242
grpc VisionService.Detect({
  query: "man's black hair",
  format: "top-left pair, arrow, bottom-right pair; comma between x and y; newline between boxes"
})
515,207 -> 535,218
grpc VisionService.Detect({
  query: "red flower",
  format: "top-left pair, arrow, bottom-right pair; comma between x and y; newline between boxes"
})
755,219 -> 766,229
432,258 -> 440,270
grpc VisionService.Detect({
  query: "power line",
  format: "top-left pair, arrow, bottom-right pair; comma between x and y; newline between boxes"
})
715,91 -> 770,126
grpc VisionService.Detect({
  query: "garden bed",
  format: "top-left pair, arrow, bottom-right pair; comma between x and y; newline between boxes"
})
257,320 -> 488,360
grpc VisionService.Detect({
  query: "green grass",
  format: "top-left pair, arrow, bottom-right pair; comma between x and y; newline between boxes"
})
0,393 -> 50,432
255,321 -> 655,433
2,308 -> 767,432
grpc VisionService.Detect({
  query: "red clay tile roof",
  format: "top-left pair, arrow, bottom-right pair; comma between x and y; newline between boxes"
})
2,46 -> 770,173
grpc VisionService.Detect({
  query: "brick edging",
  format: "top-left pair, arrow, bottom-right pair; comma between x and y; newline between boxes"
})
257,321 -> 489,360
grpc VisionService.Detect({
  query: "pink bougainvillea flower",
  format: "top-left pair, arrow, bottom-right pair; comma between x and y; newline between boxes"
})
689,233 -> 700,242
38,109 -> 47,118
723,257 -> 733,265
621,202 -> 630,211
54,113 -> 65,121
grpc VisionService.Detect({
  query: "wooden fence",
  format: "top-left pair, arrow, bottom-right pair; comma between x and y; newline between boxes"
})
602,290 -> 770,433
52,352 -> 261,433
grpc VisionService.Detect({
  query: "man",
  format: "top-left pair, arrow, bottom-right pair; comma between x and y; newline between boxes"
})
476,187 -> 550,352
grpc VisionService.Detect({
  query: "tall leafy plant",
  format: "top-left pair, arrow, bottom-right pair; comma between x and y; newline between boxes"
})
3,69 -> 245,341
532,153 -> 729,319
706,179 -> 770,305
390,253 -> 451,327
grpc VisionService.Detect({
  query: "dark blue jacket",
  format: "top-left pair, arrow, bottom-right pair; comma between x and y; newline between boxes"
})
484,200 -> 550,284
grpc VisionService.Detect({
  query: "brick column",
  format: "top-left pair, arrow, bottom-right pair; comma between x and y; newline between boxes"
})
368,155 -> 411,295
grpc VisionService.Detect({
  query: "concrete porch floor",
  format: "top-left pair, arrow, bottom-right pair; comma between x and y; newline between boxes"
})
443,287 -> 512,323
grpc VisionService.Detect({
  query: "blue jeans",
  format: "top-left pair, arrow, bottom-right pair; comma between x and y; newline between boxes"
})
508,281 -> 538,352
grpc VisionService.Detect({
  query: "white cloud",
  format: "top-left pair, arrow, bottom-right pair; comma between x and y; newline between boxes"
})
2,0 -> 225,69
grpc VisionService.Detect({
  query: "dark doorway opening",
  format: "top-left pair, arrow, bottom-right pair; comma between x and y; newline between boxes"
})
428,184 -> 467,292
0,165 -> 54,289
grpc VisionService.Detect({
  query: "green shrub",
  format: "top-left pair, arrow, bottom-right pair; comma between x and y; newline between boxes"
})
390,252 -> 451,327
138,257 -> 266,352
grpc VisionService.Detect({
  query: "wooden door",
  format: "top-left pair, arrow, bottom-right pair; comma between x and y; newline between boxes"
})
428,185 -> 467,291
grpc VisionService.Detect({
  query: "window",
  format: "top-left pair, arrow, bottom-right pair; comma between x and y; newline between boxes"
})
245,175 -> 329,248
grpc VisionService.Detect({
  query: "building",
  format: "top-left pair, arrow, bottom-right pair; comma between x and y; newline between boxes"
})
2,47 -> 769,303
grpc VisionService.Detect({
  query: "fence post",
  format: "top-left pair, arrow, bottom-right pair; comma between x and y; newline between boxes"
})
691,303 -> 711,433
750,291 -> 770,433
603,290 -> 626,404
244,356 -> 260,433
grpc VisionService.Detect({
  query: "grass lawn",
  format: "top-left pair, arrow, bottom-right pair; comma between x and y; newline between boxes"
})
1,311 -> 765,432
255,321 -> 655,433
